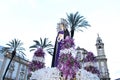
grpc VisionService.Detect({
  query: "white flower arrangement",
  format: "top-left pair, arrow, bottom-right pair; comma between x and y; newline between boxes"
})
32,56 -> 45,63
60,47 -> 76,57
84,62 -> 94,67
30,67 -> 61,80
76,69 -> 100,80
30,68 -> 100,80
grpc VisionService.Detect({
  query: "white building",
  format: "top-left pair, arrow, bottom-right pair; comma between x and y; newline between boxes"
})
0,46 -> 29,80
76,35 -> 110,80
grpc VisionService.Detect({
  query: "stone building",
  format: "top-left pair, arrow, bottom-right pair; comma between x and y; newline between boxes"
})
0,46 -> 29,80
95,35 -> 110,80
76,35 -> 110,80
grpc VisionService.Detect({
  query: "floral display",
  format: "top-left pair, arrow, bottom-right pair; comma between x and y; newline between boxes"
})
34,48 -> 45,57
30,68 -> 100,80
60,47 -> 77,58
84,66 -> 100,76
29,38 -> 100,80
28,61 -> 45,72
57,36 -> 80,80
32,56 -> 45,62
83,51 -> 100,76
76,69 -> 100,80
83,52 -> 97,62
60,36 -> 75,49
28,48 -> 45,72
57,53 -> 80,79
30,67 -> 61,80
29,35 -> 100,80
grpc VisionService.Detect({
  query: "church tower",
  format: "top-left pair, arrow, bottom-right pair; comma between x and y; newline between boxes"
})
96,34 -> 110,80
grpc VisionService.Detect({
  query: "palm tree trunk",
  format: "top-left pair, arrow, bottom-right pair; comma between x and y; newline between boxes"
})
71,29 -> 74,38
3,51 -> 16,80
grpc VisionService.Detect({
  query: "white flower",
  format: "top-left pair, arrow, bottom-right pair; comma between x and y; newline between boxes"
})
76,69 -> 100,80
60,47 -> 76,57
30,67 -> 61,80
32,56 -> 45,62
84,62 -> 94,67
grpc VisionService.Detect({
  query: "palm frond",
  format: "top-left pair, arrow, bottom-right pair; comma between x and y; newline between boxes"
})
30,37 -> 53,55
78,20 -> 91,27
2,38 -> 25,58
33,40 -> 41,46
6,43 -> 12,47
40,38 -> 43,46
67,11 -> 91,38
43,38 -> 47,48
16,47 -> 25,51
0,47 -> 11,54
46,48 -> 54,56
29,45 -> 38,49
67,13 -> 73,27
30,49 -> 36,52
45,44 -> 53,48
19,51 -> 26,56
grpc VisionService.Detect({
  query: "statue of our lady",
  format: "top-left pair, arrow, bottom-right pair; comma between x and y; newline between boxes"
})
51,18 -> 70,67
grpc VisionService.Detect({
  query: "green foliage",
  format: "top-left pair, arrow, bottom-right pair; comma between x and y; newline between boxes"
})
29,37 -> 53,56
67,11 -> 91,38
0,38 -> 26,57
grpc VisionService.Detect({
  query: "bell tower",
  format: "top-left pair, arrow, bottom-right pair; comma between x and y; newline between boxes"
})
96,34 -> 110,80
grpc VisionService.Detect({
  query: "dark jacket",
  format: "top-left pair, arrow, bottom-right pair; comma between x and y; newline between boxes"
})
51,29 -> 70,67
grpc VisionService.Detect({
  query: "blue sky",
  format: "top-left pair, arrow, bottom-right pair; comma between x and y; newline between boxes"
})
0,0 -> 120,79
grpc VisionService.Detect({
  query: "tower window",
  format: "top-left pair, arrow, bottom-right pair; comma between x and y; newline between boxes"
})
98,46 -> 102,49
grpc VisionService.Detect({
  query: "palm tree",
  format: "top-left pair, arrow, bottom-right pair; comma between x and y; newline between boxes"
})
29,37 -> 53,56
67,11 -> 91,38
0,39 -> 25,80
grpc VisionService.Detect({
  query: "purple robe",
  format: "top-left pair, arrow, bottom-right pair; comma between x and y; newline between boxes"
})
51,29 -> 69,67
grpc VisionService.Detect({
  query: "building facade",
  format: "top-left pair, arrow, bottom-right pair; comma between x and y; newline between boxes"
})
76,35 -> 110,80
96,35 -> 110,80
0,47 -> 29,80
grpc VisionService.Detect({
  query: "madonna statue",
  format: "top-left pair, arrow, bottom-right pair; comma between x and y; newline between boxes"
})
51,18 -> 70,67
